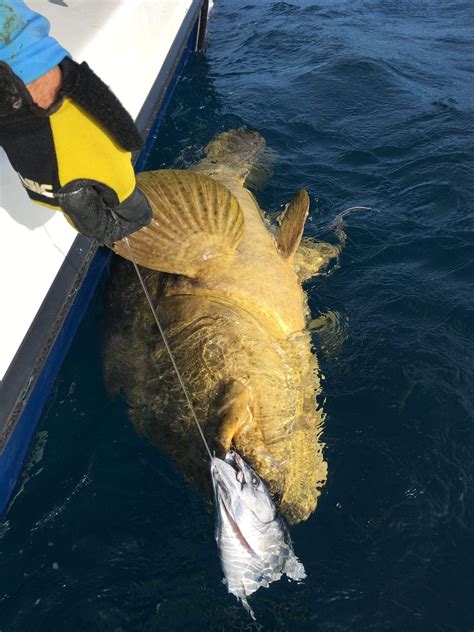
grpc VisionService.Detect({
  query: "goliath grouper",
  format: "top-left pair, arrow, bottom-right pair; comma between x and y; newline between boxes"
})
104,128 -> 341,523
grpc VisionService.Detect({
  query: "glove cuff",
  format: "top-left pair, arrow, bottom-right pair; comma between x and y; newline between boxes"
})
59,58 -> 143,152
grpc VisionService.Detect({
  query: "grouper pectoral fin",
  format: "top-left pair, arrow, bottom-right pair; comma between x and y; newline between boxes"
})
211,380 -> 254,455
277,189 -> 310,259
113,170 -> 245,276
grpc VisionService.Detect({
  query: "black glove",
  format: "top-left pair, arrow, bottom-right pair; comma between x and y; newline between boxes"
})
0,57 -> 152,245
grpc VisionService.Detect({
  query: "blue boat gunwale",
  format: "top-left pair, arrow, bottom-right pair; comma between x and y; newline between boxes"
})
0,0 -> 209,514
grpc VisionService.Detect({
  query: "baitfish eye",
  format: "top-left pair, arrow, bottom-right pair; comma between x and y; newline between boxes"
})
251,475 -> 259,487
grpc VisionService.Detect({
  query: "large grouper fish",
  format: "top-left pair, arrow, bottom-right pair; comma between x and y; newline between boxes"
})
104,128 -> 341,523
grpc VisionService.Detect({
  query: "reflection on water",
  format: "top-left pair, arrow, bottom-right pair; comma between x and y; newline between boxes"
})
309,310 -> 348,360
1,1 -> 474,630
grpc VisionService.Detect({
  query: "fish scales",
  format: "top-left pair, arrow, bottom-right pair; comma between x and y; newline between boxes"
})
105,128 -> 337,523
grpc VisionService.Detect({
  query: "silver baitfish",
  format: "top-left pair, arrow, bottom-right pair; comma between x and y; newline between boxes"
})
211,449 -> 306,619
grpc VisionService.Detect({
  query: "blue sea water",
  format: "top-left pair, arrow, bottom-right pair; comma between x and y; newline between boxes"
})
1,1 -> 473,630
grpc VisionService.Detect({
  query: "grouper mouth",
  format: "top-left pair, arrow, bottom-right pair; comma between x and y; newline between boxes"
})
224,448 -> 244,473
211,449 -> 245,512
212,449 -> 245,491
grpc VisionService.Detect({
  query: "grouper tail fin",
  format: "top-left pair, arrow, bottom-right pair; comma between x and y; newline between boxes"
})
190,128 -> 269,187
113,170 -> 245,276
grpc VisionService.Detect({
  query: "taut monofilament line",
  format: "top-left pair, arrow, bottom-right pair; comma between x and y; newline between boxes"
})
120,233 -> 214,461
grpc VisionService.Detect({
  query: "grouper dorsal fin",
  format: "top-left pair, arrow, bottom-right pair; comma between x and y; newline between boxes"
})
113,170 -> 245,277
277,189 -> 309,259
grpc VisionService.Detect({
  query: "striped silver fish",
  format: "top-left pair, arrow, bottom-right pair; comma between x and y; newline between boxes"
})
211,449 -> 306,619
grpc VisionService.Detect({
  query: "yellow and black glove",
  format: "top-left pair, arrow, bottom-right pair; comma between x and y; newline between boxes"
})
0,57 -> 152,245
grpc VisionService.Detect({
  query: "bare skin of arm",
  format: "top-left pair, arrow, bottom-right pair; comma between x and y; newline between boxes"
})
26,65 -> 62,109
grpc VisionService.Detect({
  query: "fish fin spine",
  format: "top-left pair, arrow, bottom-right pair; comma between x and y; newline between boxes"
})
277,189 -> 309,259
114,170 -> 245,276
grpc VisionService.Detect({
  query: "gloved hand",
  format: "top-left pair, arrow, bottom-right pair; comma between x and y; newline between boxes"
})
0,57 -> 152,245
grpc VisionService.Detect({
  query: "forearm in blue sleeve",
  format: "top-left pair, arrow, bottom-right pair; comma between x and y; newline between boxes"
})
0,1 -> 69,84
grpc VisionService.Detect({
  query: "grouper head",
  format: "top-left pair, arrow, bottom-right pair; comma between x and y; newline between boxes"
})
210,449 -> 306,619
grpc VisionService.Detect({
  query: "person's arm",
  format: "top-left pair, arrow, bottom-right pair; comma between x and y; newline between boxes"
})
0,1 -> 69,84
0,2 -> 152,245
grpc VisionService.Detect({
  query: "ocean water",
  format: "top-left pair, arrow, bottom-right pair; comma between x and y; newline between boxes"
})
1,1 -> 473,630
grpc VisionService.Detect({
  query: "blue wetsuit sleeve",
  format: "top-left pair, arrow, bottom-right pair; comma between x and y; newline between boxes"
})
0,1 -> 69,84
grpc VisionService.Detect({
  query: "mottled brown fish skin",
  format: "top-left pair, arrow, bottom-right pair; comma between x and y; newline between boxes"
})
105,129 -> 335,523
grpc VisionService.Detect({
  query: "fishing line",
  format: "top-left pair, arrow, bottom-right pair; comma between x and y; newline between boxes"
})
119,231 -> 213,461
331,205 -> 374,246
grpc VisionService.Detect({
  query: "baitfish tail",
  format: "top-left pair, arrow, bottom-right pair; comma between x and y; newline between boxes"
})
240,596 -> 256,621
